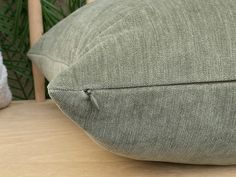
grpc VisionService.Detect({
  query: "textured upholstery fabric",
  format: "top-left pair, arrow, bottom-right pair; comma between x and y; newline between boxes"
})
29,0 -> 236,164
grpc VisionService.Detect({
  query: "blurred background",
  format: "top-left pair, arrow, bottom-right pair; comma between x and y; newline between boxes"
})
0,0 -> 85,100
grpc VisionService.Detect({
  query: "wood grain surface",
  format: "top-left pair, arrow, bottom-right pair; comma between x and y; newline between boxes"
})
28,0 -> 45,102
0,101 -> 236,177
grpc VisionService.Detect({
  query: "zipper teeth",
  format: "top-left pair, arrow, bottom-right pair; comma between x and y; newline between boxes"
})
85,79 -> 236,91
49,79 -> 236,92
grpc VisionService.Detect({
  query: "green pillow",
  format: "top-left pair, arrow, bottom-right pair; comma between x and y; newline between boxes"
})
28,0 -> 236,165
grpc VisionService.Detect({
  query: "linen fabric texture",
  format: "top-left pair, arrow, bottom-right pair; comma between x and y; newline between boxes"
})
28,0 -> 236,165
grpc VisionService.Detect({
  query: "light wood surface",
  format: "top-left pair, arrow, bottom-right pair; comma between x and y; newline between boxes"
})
28,0 -> 45,102
0,101 -> 236,177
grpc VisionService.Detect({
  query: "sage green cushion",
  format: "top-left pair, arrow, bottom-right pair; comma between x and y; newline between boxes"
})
29,0 -> 236,165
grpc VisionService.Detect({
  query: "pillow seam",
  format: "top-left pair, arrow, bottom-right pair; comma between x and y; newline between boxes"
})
28,53 -> 69,67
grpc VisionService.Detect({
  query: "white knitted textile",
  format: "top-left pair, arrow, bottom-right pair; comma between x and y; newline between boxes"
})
0,51 -> 12,109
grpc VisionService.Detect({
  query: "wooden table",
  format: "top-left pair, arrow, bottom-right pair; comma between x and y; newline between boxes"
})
0,101 -> 236,177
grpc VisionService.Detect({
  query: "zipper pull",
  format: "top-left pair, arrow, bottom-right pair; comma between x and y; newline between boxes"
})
84,89 -> 99,110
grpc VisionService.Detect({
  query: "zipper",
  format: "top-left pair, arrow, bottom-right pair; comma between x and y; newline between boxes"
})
82,79 -> 236,92
82,79 -> 236,110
